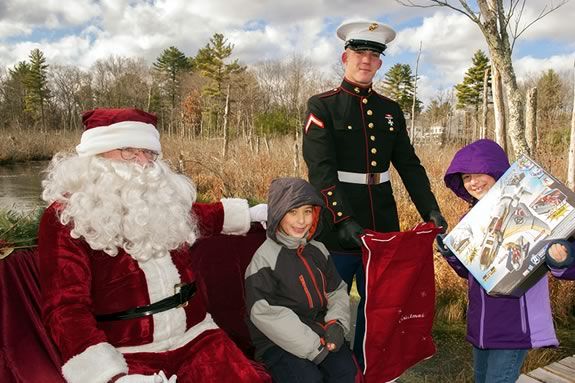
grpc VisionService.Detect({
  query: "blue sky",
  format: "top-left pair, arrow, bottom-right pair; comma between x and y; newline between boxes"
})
0,0 -> 573,105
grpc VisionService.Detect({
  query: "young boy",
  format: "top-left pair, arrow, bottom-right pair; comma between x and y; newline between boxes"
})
245,177 -> 358,383
438,139 -> 575,383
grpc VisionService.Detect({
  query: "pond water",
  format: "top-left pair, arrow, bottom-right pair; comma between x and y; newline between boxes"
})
0,161 -> 48,214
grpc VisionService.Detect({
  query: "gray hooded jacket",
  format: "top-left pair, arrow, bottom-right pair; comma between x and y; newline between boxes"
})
244,177 -> 350,361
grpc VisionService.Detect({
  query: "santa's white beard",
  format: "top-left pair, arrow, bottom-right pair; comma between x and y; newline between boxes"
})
42,154 -> 198,261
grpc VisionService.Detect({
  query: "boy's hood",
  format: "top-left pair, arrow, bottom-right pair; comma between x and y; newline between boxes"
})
266,177 -> 324,242
444,139 -> 510,203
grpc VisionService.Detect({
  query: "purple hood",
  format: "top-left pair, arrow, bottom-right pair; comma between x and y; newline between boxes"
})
444,139 -> 510,203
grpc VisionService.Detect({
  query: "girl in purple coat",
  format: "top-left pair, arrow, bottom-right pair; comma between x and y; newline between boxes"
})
437,139 -> 575,383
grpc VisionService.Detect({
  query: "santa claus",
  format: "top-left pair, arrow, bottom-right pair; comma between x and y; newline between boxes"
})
38,108 -> 268,383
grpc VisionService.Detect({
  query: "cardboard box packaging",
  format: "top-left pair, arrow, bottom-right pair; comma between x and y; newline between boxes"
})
443,155 -> 575,297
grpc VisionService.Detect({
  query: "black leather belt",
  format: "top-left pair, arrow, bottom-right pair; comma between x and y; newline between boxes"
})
95,282 -> 196,321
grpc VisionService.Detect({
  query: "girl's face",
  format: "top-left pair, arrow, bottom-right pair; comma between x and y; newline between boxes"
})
279,204 -> 314,238
462,173 -> 496,200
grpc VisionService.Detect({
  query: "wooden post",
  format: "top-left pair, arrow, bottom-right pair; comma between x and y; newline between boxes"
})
492,65 -> 507,153
525,87 -> 538,154
481,67 -> 490,139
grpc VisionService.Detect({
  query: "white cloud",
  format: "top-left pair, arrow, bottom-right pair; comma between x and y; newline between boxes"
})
0,0 -> 571,106
0,0 -> 98,35
515,53 -> 575,80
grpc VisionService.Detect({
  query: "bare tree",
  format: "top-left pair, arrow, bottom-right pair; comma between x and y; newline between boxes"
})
411,41 -> 423,142
396,0 -> 567,156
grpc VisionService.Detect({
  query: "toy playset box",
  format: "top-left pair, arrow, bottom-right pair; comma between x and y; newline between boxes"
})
443,155 -> 575,296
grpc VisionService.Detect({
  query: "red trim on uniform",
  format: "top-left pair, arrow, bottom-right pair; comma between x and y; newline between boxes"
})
320,186 -> 349,224
304,113 -> 325,134
339,86 -> 362,97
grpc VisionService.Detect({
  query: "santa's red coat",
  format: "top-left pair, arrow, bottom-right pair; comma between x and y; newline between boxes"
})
38,198 -> 264,383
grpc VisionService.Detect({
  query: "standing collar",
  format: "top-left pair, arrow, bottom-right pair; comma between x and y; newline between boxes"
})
341,78 -> 373,97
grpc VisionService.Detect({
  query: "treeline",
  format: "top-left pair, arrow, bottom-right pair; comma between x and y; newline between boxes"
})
0,34 -> 572,149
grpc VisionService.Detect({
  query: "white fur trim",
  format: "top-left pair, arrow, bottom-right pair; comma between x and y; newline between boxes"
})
76,121 -> 161,157
221,198 -> 250,235
138,255 -> 186,346
62,342 -> 127,383
117,313 -> 219,353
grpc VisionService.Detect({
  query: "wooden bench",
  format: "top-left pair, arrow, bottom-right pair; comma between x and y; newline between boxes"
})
517,355 -> 575,383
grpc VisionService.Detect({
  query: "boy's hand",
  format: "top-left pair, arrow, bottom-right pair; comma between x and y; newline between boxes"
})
324,321 -> 345,352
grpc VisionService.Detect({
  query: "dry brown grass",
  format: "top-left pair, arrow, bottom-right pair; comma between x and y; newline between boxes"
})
2,130 -> 574,325
0,128 -> 80,163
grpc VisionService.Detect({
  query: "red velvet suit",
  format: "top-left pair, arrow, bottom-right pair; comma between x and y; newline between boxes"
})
38,199 -> 265,383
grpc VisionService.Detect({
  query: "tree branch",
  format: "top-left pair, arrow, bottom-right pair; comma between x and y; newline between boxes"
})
395,0 -> 481,23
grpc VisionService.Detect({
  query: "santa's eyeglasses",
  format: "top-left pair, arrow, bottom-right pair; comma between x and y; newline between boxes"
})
119,148 -> 159,161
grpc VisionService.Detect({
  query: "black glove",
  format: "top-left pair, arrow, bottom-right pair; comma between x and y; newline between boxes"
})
336,219 -> 364,249
324,321 -> 345,352
428,210 -> 448,233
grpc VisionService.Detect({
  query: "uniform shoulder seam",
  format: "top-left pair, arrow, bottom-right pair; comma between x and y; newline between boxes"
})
317,87 -> 340,99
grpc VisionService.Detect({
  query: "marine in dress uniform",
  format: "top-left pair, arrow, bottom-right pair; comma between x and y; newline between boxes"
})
302,20 -> 447,366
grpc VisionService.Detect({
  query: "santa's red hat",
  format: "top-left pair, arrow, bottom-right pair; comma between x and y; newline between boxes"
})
76,108 -> 161,157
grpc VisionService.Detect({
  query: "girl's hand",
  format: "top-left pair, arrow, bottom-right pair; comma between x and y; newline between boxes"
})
548,243 -> 568,263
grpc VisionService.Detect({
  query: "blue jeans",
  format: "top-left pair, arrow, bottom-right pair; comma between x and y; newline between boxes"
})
473,347 -> 528,383
261,344 -> 358,383
331,251 -> 365,367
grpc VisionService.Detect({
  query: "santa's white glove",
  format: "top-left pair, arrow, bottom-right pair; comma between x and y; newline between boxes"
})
158,371 -> 177,383
116,371 -> 176,383
249,203 -> 268,229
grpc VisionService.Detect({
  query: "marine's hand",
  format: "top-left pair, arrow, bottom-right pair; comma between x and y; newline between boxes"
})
428,210 -> 448,233
336,219 -> 364,249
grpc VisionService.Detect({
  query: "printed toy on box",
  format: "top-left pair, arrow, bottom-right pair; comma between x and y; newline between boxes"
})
443,155 -> 575,296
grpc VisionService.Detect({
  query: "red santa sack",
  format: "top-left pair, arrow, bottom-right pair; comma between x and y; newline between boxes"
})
361,222 -> 441,383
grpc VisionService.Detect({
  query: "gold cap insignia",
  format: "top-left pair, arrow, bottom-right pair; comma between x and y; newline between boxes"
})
368,23 -> 378,31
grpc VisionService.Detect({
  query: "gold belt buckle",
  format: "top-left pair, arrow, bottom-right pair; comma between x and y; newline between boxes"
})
367,173 -> 380,185
174,283 -> 189,308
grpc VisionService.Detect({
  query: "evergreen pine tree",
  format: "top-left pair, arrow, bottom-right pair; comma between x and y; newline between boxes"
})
454,50 -> 490,111
153,46 -> 192,109
536,69 -> 566,122
381,63 -> 422,115
25,49 -> 51,129
192,33 -> 245,132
